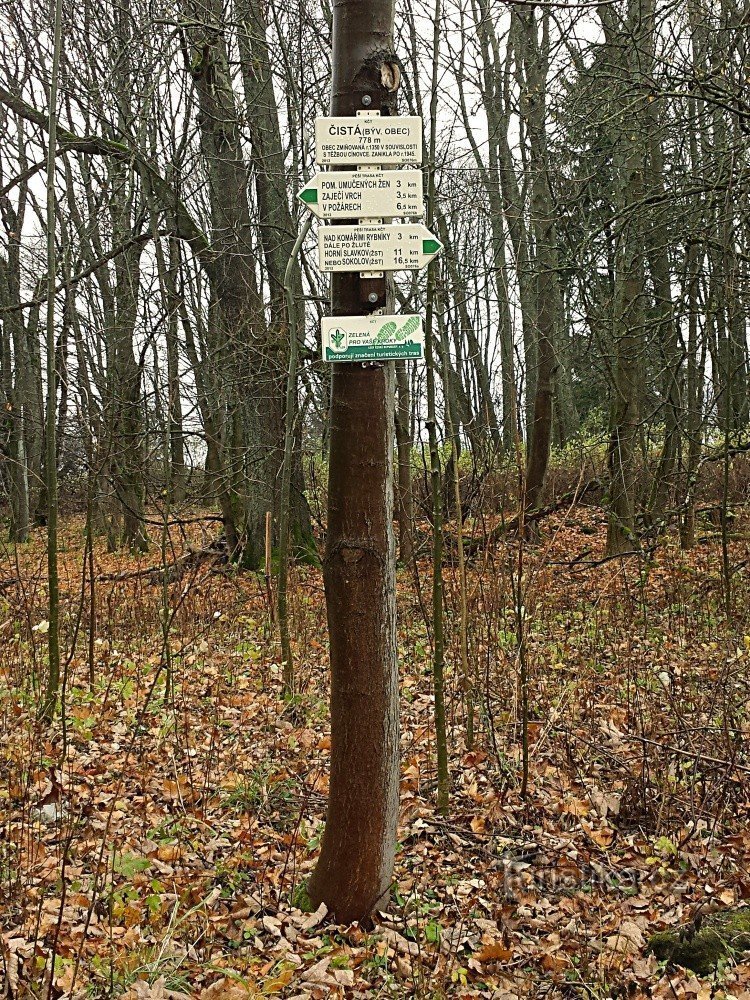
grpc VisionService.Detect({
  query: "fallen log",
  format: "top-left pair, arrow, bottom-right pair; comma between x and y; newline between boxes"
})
445,479 -> 602,556
96,538 -> 228,583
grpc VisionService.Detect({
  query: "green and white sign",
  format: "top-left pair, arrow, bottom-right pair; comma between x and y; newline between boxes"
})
298,169 -> 423,219
322,314 -> 424,362
318,224 -> 442,272
315,116 -> 423,165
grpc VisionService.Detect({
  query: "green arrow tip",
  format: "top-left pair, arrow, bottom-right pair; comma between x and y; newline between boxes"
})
422,238 -> 442,256
299,188 -> 318,204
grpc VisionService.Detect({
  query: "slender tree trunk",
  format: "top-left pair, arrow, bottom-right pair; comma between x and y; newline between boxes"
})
182,0 -> 267,564
42,0 -> 63,720
25,291 -> 44,523
642,0 -> 681,528
463,0 -> 534,445
680,0 -> 710,549
278,215 -> 312,696
394,360 -> 414,564
183,0 -> 314,565
680,219 -> 705,549
105,15 -> 149,552
496,235 -> 519,452
435,207 -> 501,455
553,315 -> 579,448
307,0 -> 400,925
603,0 -> 646,556
425,0 -> 449,814
236,0 -> 315,554
518,7 -> 558,519
0,198 -> 32,542
440,313 -> 473,748
153,235 -> 186,504
236,0 -> 298,323
109,161 -> 148,552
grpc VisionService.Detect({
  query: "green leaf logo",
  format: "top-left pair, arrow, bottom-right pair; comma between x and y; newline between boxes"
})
331,329 -> 345,349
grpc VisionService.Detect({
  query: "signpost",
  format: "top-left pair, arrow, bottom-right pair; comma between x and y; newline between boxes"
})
315,115 -> 423,165
299,110 -> 441,364
298,169 -> 423,219
318,224 -> 442,273
322,314 -> 423,362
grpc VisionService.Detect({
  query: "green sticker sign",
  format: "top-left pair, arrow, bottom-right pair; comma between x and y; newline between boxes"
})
322,314 -> 424,362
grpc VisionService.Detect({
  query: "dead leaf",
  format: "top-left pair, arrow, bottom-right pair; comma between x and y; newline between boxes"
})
263,968 -> 294,993
200,979 -> 250,1000
470,815 -> 487,834
299,902 -> 328,931
605,919 -> 645,954
581,819 -> 615,848
302,957 -> 336,986
475,942 -> 513,963
383,928 -> 420,957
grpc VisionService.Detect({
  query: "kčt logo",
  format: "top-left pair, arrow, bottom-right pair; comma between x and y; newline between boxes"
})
330,329 -> 347,352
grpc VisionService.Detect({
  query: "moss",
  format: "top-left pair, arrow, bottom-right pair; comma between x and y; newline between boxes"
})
647,908 -> 750,975
292,879 -> 314,913
291,524 -> 321,569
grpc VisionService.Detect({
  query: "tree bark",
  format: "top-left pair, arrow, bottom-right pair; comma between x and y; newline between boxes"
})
236,0 -> 315,556
642,0 -> 682,528
107,158 -> 148,552
153,234 -> 186,505
602,0 -> 647,556
0,186 -> 33,542
518,7 -> 558,519
394,360 -> 414,564
462,0 -> 532,448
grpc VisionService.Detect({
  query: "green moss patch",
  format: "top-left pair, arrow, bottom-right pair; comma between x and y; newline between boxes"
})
647,908 -> 750,975
292,879 -> 314,913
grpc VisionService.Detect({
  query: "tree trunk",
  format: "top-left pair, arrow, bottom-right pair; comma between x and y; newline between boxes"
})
108,158 -> 148,552
236,0 -> 298,325
435,206 -> 501,455
642,0 -> 682,528
394,360 -> 414,564
307,0 -> 400,925
680,15 -> 708,548
153,235 -> 186,504
183,0 -> 313,566
0,278 -> 30,542
603,0 -> 647,556
182,0 -> 267,564
0,193 -> 33,542
517,7 -> 557,518
236,0 -> 315,555
463,0 -> 534,447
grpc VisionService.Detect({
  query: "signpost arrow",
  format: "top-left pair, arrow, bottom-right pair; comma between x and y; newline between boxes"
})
298,169 -> 423,219
315,115 -> 423,165
318,224 -> 443,272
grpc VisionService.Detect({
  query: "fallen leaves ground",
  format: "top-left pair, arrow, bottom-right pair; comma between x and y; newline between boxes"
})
1,506 -> 750,999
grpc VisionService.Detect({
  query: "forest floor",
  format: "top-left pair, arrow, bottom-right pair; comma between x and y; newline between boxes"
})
2,505 -> 750,999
